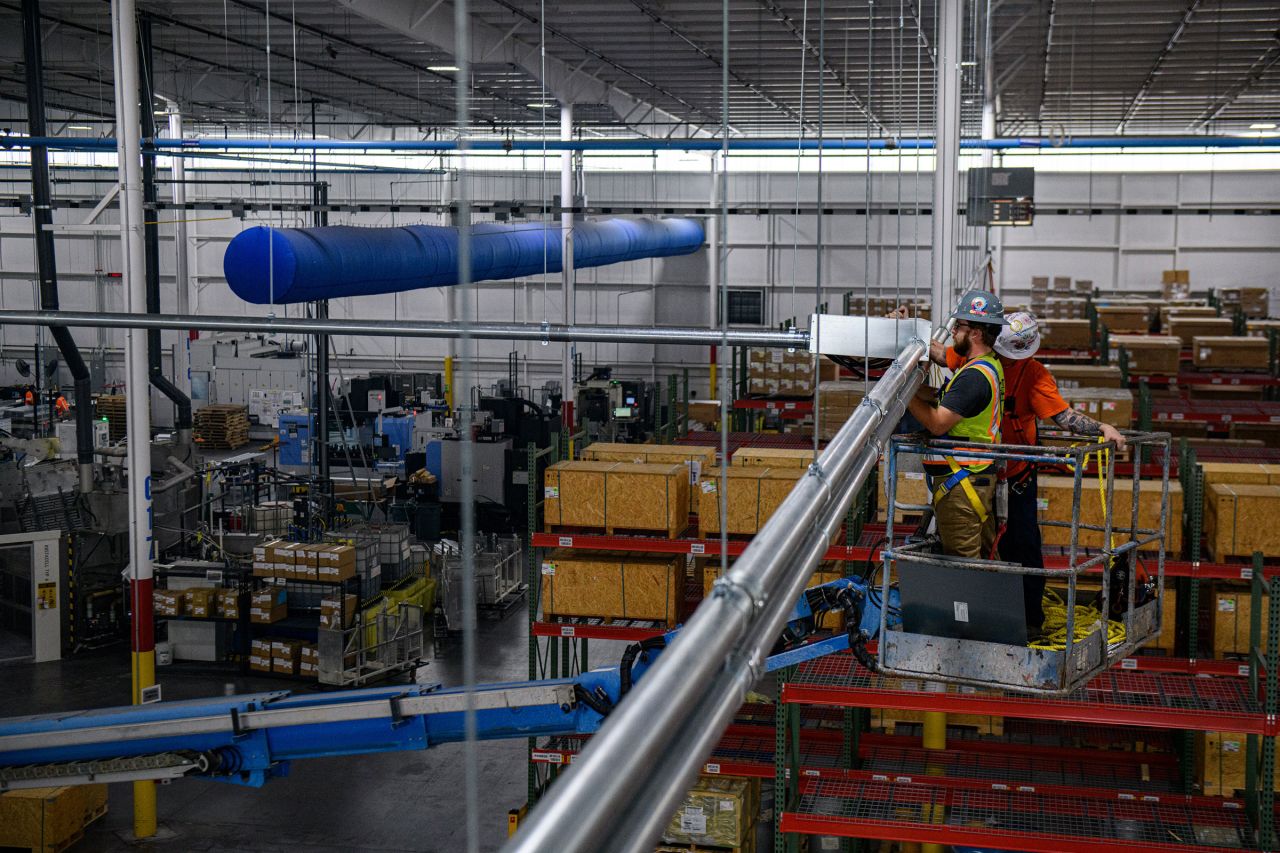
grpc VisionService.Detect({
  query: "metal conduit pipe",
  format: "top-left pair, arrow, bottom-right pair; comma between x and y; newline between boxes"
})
9,135 -> 1280,152
0,310 -> 808,349
21,0 -> 95,493
507,337 -> 927,853
138,17 -> 193,448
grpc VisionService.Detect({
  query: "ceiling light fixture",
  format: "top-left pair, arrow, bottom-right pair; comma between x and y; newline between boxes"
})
68,125 -> 93,131
960,60 -> 976,67
1250,122 -> 1276,130
527,102 -> 555,109
428,65 -> 460,72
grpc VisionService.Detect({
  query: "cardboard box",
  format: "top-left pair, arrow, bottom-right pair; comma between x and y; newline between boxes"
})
544,461 -> 690,537
1046,364 -> 1123,389
541,550 -> 684,624
250,587 -> 288,624
1218,286 -> 1271,319
1161,270 -> 1191,300
1212,590 -> 1271,659
1043,296 -> 1088,320
1196,731 -> 1278,797
249,638 -> 273,673
661,776 -> 759,849
316,544 -> 357,581
252,537 -> 284,563
1205,483 -> 1280,560
153,588 -> 183,617
320,594 -> 359,629
215,588 -> 240,620
1038,475 -> 1182,553
817,380 -> 867,440
1108,335 -> 1181,375
697,467 -> 804,537
1056,387 -> 1134,428
272,639 -> 303,675
1166,317 -> 1233,345
1038,318 -> 1094,350
299,643 -> 320,678
185,587 -> 215,619
1192,336 -> 1271,371
1162,269 -> 1191,285
1097,305 -> 1150,334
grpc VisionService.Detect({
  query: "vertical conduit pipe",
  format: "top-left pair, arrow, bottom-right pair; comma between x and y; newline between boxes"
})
21,0 -> 95,492
165,105 -> 193,401
137,18 -> 192,447
560,103 -> 575,429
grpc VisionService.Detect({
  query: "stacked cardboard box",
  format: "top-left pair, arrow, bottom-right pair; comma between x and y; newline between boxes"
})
250,587 -> 288,624
1166,317 -> 1233,345
541,549 -> 684,624
1047,364 -> 1123,389
817,381 -> 867,440
1217,287 -> 1271,319
272,639 -> 303,675
1038,318 -> 1094,350
320,594 -> 358,629
697,467 -> 805,537
215,588 -> 240,620
1161,269 -> 1191,300
1043,296 -> 1088,320
1212,589 -> 1271,659
153,589 -> 183,617
1029,276 -> 1050,311
186,588 -> 215,619
249,638 -> 273,673
299,644 -> 320,679
1056,387 -> 1134,428
252,540 -> 357,582
1108,335 -> 1181,374
846,296 -> 925,317
1192,336 -> 1271,371
747,348 -> 835,396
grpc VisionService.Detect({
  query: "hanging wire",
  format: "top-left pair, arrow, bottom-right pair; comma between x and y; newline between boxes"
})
788,0 -> 810,311
811,0 -> 824,456
717,0 -> 730,579
863,0 -> 874,392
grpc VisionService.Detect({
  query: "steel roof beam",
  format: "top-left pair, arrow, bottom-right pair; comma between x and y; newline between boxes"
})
1115,0 -> 1202,133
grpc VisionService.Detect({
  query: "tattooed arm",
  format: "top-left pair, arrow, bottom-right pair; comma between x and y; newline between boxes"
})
1051,407 -> 1127,450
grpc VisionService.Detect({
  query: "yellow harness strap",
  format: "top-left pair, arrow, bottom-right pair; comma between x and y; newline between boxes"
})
933,457 -> 990,524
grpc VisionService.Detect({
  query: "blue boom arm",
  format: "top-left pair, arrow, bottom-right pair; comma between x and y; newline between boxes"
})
0,578 -> 896,790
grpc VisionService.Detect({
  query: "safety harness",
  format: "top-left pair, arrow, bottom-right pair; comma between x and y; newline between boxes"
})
930,352 -> 1005,524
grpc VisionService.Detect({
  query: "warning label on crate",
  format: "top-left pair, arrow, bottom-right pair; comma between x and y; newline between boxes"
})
544,486 -> 559,499
541,562 -> 556,576
701,480 -> 717,493
1036,497 -> 1050,511
679,807 -> 707,835
1219,597 -> 1236,612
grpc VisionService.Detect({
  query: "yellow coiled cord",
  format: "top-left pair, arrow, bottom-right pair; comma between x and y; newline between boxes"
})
1030,588 -> 1126,650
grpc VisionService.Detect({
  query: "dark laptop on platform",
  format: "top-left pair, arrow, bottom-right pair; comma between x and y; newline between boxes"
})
897,555 -> 1029,646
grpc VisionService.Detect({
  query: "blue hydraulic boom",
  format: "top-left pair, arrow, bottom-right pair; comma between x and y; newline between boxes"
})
0,577 -> 896,791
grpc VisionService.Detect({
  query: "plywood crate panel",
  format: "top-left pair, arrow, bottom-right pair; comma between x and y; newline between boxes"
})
1047,364 -> 1123,389
582,443 -> 714,514
1038,475 -> 1182,554
1204,483 -> 1280,560
545,461 -> 690,537
697,467 -> 804,537
1192,336 -> 1272,371
1167,317 -> 1234,345
731,447 -> 815,469
1097,305 -> 1151,334
1212,589 -> 1271,659
1038,318 -> 1094,350
1057,387 -> 1134,428
876,469 -> 931,522
1196,731 -> 1279,797
1200,463 -> 1279,490
1108,335 -> 1181,374
541,549 -> 683,624
0,784 -> 108,851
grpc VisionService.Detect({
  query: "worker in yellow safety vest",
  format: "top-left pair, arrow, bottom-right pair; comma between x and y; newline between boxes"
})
905,290 -> 1007,558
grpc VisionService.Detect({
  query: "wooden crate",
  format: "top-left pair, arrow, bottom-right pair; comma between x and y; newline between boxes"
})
544,461 -> 690,537
541,549 -> 683,624
194,403 -> 251,449
1166,317 -> 1234,345
1038,318 -> 1095,350
697,467 -> 804,537
876,468 -> 930,522
0,785 -> 108,852
1097,305 -> 1151,334
1047,364 -> 1123,389
1200,463 -> 1280,491
1108,335 -> 1181,374
1212,589 -> 1270,659
582,443 -> 715,515
1192,336 -> 1272,372
1150,587 -> 1177,653
1038,475 -> 1183,554
731,447 -> 815,469
1196,731 -> 1279,797
1056,387 -> 1134,428
1204,483 -> 1280,560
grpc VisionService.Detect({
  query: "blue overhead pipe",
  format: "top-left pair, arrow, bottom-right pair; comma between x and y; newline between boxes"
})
6,134 -> 1280,152
223,217 -> 705,304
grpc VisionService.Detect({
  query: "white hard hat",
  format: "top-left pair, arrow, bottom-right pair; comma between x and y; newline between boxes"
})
994,311 -> 1041,360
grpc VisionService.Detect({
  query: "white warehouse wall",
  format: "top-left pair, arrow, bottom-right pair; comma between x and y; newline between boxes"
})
0,164 -> 1275,409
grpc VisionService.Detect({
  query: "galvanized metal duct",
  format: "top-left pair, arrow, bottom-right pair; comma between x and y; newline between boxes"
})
506,336 -> 928,853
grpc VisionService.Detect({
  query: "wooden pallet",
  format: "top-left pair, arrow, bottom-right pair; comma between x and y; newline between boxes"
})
94,395 -> 127,441
194,404 -> 251,449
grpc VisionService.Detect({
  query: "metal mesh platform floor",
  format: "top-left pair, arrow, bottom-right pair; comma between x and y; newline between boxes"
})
783,778 -> 1257,852
783,653 -> 1270,734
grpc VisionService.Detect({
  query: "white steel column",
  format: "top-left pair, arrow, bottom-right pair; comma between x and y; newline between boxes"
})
560,103 -> 575,420
166,106 -> 192,399
931,0 -> 963,318
110,0 -> 157,837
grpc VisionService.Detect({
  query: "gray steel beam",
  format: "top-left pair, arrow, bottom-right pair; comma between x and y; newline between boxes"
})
1115,0 -> 1202,133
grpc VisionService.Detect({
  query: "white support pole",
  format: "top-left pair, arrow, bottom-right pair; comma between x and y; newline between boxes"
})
110,0 -> 157,838
166,105 -> 192,399
560,103 -> 575,423
931,0 -> 963,319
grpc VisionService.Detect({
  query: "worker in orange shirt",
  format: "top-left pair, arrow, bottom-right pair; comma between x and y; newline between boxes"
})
23,389 -> 34,407
894,306 -> 1127,629
54,396 -> 70,417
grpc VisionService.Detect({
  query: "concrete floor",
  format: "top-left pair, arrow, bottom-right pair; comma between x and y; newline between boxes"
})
0,609 -> 549,852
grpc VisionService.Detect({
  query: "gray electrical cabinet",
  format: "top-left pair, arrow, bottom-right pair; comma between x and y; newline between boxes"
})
435,438 -> 512,504
966,167 -> 1035,226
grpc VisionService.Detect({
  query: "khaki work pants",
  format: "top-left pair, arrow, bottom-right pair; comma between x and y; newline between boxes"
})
928,472 -> 997,559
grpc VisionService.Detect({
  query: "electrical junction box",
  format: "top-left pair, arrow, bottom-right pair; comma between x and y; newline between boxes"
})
278,412 -> 313,466
966,166 -> 1034,226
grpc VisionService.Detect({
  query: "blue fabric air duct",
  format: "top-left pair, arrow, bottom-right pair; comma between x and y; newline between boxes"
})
223,217 -> 704,304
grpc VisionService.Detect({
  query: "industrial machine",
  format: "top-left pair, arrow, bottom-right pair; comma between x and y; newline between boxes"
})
574,368 -> 654,444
